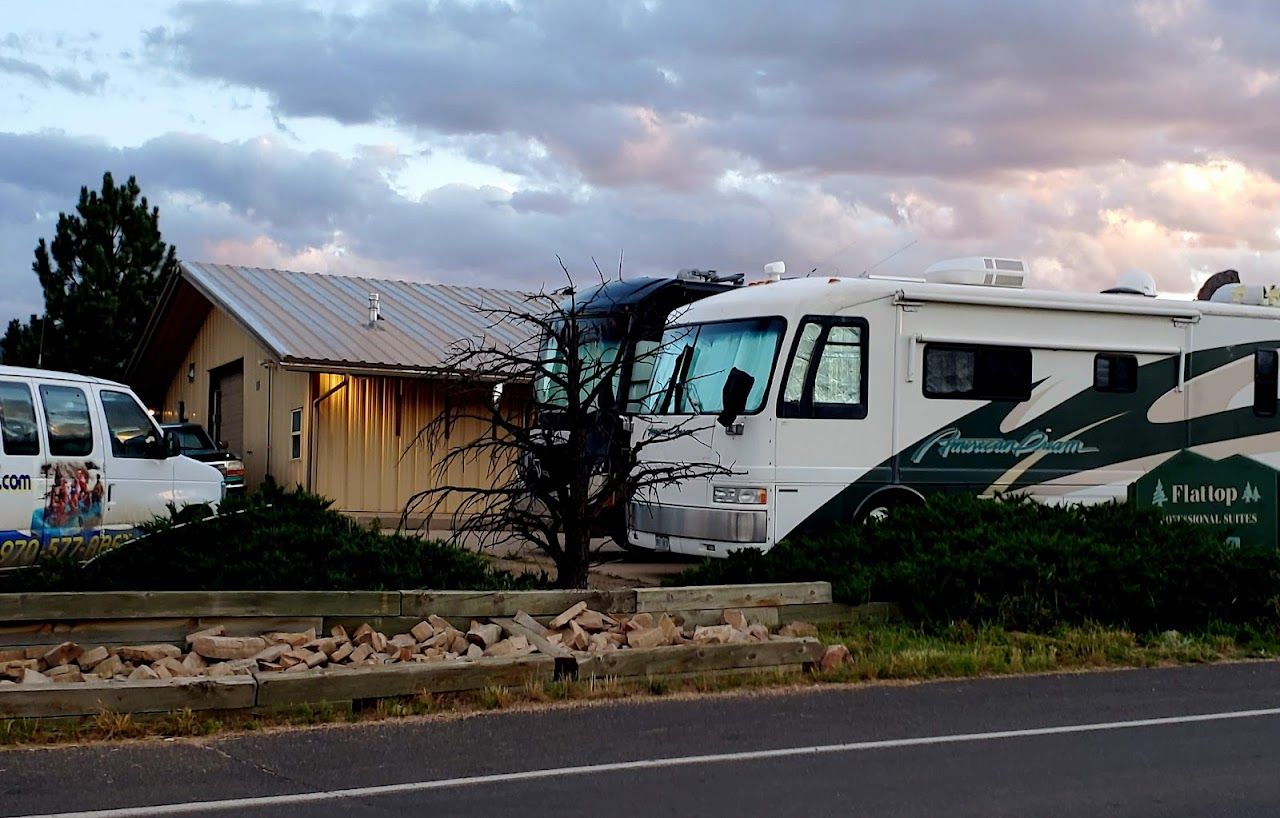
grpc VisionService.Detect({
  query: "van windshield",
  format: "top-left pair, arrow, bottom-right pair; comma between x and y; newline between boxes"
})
644,317 -> 785,415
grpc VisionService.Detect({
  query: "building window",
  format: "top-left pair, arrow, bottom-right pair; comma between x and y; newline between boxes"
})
1255,350 -> 1278,418
39,385 -> 94,457
0,380 -> 40,456
923,344 -> 1032,402
290,407 -> 303,459
1094,354 -> 1138,393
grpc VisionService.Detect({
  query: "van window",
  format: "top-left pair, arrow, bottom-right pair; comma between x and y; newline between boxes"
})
1094,354 -> 1138,393
779,317 -> 868,419
924,344 -> 1032,401
39,385 -> 94,457
100,390 -> 160,458
0,381 -> 40,456
1255,350 -> 1278,417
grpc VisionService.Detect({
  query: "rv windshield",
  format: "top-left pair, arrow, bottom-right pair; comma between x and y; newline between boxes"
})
644,317 -> 785,415
535,316 -> 625,410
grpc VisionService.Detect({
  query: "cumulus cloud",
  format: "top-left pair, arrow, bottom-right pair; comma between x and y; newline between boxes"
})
0,56 -> 107,95
7,1 -> 1280,323
148,1 -> 1280,181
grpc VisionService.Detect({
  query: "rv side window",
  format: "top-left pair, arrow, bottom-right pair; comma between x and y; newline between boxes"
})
100,390 -> 161,458
1094,354 -> 1138,393
923,344 -> 1032,401
38,384 -> 94,457
782,323 -> 822,404
0,380 -> 40,456
1255,350 -> 1278,417
778,317 -> 868,419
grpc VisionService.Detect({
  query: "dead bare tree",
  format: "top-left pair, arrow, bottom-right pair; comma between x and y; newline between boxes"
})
400,268 -> 734,588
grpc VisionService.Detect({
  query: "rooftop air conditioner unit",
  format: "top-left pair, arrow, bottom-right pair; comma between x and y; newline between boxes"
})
923,257 -> 1027,288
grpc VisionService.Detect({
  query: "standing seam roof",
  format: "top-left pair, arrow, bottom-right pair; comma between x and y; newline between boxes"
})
181,262 -> 534,371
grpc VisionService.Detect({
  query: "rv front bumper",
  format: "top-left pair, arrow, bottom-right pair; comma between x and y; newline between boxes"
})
629,501 -> 767,544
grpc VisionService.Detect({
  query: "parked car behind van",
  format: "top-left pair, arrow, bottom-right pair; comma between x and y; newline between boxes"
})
160,422 -> 245,491
0,365 -> 224,567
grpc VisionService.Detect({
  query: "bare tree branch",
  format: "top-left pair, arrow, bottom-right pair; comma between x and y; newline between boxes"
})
400,272 -> 734,588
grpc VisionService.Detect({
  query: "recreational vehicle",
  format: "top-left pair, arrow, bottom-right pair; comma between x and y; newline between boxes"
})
0,366 -> 225,567
627,258 -> 1280,556
531,270 -> 742,545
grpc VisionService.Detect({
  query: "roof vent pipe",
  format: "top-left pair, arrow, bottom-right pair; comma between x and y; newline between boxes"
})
368,292 -> 381,327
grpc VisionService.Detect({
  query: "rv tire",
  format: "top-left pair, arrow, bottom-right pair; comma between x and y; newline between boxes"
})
854,488 -> 924,525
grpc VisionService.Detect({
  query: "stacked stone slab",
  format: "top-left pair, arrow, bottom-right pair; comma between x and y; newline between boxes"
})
0,607 -> 803,686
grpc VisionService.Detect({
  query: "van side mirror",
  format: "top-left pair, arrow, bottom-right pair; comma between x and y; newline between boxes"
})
717,367 -> 755,428
163,429 -> 181,458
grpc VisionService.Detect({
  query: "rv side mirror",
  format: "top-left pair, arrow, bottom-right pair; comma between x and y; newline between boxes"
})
164,429 -> 181,458
717,367 -> 755,428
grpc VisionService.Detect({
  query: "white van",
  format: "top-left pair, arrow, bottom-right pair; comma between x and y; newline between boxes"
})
0,365 -> 224,567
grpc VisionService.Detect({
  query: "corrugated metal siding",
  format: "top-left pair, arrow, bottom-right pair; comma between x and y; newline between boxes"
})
312,373 -> 515,518
161,310 -> 311,489
162,309 -> 270,486
181,262 -> 534,372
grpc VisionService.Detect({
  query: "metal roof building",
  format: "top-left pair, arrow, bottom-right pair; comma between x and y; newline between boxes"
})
129,262 -> 534,525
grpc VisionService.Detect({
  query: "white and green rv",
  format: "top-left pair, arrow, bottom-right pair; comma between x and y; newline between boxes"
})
627,258 -> 1280,556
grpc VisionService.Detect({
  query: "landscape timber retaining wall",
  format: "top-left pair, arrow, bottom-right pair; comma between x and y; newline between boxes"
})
0,582 -> 886,652
1,639 -> 824,719
0,582 -> 849,719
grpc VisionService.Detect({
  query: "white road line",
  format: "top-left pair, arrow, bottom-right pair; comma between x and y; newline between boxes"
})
16,706 -> 1280,818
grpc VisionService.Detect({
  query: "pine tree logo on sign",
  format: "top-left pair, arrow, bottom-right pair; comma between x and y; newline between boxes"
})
1244,483 -> 1261,503
1151,480 -> 1167,507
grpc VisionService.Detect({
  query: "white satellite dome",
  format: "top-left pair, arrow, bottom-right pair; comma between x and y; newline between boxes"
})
1102,269 -> 1157,297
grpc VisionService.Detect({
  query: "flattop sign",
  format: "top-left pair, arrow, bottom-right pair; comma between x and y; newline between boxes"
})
1130,450 -> 1279,551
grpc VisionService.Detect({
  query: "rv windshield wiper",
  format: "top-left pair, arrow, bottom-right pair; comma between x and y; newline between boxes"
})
659,345 -> 692,414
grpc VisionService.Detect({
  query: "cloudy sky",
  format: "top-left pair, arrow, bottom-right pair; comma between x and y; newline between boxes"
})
4,0 -> 1280,325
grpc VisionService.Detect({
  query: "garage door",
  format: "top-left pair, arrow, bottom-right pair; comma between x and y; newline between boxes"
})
217,370 -> 244,455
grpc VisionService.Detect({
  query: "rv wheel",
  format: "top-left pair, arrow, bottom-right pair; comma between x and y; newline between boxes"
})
855,491 -> 923,525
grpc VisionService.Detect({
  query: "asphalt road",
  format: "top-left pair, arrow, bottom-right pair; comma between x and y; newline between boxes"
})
3,661 -> 1280,817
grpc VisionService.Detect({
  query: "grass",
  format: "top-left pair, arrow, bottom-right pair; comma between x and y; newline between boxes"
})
809,621 -> 1278,684
4,621 -> 1277,748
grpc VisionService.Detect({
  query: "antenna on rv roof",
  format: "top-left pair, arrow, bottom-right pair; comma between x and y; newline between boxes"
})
857,239 -> 918,278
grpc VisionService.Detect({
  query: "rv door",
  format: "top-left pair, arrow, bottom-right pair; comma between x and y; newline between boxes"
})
774,316 -> 887,535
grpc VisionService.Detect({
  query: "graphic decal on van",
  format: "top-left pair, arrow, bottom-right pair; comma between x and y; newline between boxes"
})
0,460 -> 136,567
34,462 -> 104,534
0,473 -> 33,491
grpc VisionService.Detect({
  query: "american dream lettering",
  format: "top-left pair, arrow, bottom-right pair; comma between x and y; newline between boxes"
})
911,428 -> 1099,464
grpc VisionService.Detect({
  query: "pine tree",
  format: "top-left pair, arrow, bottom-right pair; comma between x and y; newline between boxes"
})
1,172 -> 178,379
